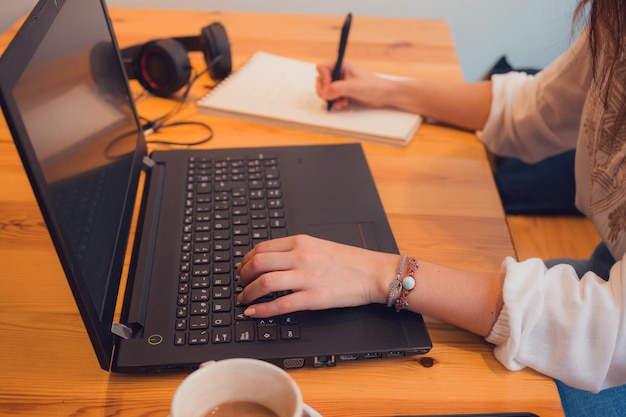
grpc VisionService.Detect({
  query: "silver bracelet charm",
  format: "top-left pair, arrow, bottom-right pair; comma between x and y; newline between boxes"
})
386,254 -> 407,307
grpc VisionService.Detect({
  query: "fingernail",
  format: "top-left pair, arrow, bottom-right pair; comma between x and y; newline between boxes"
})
244,307 -> 256,317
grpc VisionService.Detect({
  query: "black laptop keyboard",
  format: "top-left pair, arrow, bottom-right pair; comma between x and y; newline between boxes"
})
174,153 -> 301,346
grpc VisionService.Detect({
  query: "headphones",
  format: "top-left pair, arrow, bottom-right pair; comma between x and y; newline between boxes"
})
121,22 -> 232,98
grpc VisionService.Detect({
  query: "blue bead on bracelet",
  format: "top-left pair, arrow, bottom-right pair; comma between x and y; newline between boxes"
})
395,256 -> 419,312
402,275 -> 416,290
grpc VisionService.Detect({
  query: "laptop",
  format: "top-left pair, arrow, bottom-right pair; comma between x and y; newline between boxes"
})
0,0 -> 431,373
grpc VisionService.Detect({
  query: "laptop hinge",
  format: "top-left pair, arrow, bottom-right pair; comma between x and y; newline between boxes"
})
111,322 -> 134,340
142,156 -> 156,171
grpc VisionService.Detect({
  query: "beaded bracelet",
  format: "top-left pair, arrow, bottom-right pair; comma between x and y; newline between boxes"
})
386,255 -> 407,308
395,256 -> 419,312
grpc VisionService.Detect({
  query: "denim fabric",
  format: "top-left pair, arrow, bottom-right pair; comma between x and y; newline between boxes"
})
556,380 -> 626,417
545,242 -> 626,416
494,150 -> 580,215
544,242 -> 613,281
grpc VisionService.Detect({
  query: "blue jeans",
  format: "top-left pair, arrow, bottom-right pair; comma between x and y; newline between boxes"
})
545,243 -> 626,417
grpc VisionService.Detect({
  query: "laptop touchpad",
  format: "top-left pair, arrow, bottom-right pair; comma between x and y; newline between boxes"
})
307,222 -> 380,250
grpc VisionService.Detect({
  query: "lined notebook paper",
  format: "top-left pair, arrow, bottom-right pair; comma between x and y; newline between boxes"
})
196,52 -> 422,147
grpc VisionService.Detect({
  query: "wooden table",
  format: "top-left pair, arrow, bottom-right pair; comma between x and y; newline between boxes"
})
0,8 -> 564,417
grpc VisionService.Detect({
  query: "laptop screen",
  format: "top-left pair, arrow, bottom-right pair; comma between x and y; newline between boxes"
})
0,0 -> 146,366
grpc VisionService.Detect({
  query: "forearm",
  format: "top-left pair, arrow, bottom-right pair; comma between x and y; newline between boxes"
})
381,78 -> 493,132
239,235 -> 504,337
375,257 -> 505,337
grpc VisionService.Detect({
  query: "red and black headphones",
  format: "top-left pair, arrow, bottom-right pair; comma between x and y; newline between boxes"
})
120,22 -> 231,97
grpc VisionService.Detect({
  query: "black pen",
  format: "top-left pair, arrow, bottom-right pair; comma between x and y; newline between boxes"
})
327,12 -> 352,111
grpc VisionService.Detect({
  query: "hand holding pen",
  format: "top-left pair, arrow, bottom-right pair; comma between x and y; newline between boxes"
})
326,13 -> 352,111
316,14 -> 394,111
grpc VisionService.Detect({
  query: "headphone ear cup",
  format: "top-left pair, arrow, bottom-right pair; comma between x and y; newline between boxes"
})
133,39 -> 191,97
200,22 -> 232,81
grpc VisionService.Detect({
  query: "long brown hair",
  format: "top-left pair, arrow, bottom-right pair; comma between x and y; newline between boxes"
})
575,0 -> 626,130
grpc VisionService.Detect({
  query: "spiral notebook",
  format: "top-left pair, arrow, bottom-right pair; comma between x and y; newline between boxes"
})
197,52 -> 422,147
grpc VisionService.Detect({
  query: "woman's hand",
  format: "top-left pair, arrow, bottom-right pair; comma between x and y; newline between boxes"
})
316,60 -> 394,110
316,59 -> 493,131
237,235 -> 399,318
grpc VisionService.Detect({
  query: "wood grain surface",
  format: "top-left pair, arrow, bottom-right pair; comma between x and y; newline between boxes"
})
0,8 -> 563,417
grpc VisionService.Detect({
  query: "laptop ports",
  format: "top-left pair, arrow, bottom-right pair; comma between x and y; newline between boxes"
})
338,353 -> 359,361
283,358 -> 305,369
313,355 -> 336,367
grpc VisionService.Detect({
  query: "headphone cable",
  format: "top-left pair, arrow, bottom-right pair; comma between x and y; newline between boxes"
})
139,66 -> 215,146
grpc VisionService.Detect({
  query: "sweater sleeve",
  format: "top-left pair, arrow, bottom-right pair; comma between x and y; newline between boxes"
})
476,33 -> 591,163
486,256 -> 626,392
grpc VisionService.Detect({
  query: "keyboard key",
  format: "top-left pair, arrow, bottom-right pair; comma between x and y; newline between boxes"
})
189,330 -> 209,344
191,301 -> 209,315
281,326 -> 301,340
189,315 -> 209,330
234,307 -> 250,321
212,286 -> 231,299
258,318 -> 277,326
191,288 -> 209,301
235,321 -> 255,342
212,275 -> 231,286
191,276 -> 209,288
258,325 -> 278,341
280,314 -> 299,325
212,312 -> 232,327
174,333 -> 186,346
212,300 -> 232,312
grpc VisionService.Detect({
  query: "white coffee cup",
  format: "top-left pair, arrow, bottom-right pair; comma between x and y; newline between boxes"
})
170,358 -> 304,417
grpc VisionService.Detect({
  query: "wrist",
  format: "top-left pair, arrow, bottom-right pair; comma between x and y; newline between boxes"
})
370,76 -> 401,108
387,78 -> 427,115
369,253 -> 403,305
